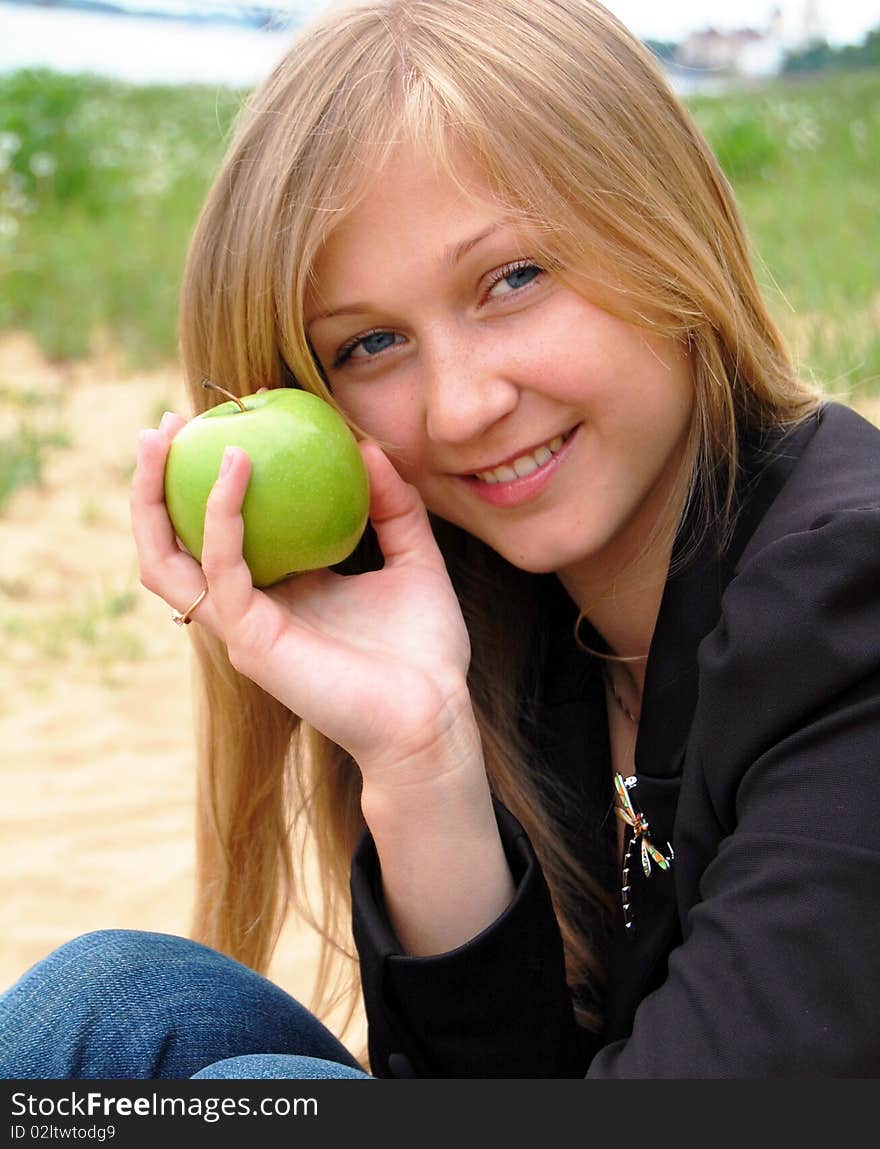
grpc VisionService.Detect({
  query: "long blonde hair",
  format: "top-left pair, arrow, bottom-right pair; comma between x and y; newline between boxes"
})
179,0 -> 821,1049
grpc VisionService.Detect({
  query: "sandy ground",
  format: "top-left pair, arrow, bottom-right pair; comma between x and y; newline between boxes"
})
0,332 -> 366,1058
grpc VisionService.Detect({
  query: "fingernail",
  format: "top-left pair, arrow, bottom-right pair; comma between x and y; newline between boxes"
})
220,446 -> 235,477
158,411 -> 176,433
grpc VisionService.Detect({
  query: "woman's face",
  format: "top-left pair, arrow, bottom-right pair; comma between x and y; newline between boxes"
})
305,145 -> 695,584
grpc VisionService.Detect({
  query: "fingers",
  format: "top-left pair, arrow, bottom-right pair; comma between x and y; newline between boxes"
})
131,413 -> 218,629
132,418 -> 263,649
158,409 -> 186,439
360,441 -> 441,569
199,447 -> 257,626
131,420 -> 183,560
198,446 -> 301,678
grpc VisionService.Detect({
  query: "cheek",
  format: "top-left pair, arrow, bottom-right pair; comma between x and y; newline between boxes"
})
604,325 -> 694,427
642,337 -> 695,432
333,382 -> 426,472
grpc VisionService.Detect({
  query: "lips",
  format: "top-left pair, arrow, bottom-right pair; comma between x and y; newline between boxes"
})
458,424 -> 580,508
472,429 -> 574,485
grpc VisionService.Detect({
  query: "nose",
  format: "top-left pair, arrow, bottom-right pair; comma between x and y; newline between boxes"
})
421,326 -> 520,446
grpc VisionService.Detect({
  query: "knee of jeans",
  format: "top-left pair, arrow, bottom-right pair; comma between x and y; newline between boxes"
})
37,930 -> 210,1006
47,929 -> 201,972
0,930 -> 202,1071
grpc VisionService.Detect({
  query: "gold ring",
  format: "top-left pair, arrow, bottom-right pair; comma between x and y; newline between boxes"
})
171,587 -> 208,626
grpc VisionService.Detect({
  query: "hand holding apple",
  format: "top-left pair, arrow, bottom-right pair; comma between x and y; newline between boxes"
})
163,383 -> 370,587
134,408 -> 480,792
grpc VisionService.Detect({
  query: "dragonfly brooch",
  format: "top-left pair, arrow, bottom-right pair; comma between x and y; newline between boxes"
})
613,773 -> 674,932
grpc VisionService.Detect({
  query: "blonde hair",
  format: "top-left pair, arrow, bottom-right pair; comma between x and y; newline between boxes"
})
179,0 -> 822,1052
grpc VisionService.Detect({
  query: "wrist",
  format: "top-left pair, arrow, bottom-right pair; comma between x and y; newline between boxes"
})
359,693 -> 496,837
359,718 -> 515,956
357,677 -> 483,802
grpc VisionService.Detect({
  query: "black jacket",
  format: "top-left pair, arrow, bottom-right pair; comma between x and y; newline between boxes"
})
350,401 -> 880,1078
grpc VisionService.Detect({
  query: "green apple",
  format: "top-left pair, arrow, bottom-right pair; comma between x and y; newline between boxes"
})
164,385 -> 370,587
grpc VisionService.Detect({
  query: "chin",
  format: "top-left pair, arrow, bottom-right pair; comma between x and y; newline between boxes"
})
501,551 -> 565,575
486,534 -> 593,576
432,505 -> 604,577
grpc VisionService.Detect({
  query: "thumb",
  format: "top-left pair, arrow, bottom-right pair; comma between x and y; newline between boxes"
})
360,440 -> 440,568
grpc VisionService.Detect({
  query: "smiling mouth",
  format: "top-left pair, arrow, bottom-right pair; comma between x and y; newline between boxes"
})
472,427 -> 578,485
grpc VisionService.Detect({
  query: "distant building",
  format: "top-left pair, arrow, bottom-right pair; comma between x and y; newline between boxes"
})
674,3 -> 825,81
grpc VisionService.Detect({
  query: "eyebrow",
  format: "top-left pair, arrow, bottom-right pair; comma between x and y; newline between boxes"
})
307,223 -> 503,325
443,223 -> 502,269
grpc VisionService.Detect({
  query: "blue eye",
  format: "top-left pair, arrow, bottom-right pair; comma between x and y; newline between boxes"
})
357,331 -> 398,356
334,329 -> 402,367
487,261 -> 543,298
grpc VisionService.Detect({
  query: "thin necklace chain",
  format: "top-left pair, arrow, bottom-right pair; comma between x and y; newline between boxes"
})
602,664 -> 640,725
574,611 -> 644,725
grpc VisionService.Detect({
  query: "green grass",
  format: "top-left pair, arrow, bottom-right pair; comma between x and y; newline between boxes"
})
0,69 -> 245,365
0,582 -> 144,664
0,425 -> 44,510
0,67 -> 878,395
0,382 -> 71,511
0,421 -> 71,513
689,70 -> 880,395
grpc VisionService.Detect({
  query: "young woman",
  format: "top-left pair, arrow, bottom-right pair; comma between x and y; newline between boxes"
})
2,0 -> 878,1078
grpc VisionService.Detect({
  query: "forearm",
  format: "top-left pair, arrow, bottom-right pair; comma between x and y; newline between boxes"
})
359,696 -> 515,957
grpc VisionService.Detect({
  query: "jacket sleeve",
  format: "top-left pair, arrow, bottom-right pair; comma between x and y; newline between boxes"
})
589,505 -> 880,1076
350,799 -> 597,1078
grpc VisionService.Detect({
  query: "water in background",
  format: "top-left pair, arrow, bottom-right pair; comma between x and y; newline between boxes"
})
0,1 -> 314,87
1,0 -> 717,92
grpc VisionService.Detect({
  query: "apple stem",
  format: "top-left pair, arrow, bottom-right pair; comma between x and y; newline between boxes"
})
202,379 -> 247,413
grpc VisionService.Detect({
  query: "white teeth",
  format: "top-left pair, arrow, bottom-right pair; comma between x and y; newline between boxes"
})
513,455 -> 539,478
475,432 -> 569,485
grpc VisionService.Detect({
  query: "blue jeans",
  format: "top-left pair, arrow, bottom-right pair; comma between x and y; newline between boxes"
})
0,930 -> 373,1080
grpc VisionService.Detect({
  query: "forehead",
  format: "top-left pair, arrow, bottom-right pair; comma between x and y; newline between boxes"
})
306,144 -> 521,299
336,144 -> 491,230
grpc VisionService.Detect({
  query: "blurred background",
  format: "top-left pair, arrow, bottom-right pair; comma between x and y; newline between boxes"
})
1,0 -> 878,1051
